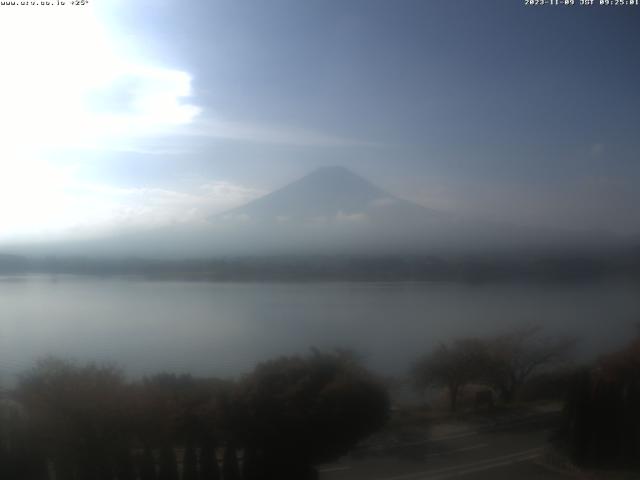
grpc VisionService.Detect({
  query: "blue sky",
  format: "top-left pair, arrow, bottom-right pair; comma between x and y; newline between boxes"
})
1,0 -> 639,242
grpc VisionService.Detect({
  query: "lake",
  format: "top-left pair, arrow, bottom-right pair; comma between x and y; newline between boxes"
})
1,275 -> 638,383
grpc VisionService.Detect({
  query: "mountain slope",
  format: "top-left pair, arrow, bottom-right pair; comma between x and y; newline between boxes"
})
218,165 -> 447,226
213,166 -> 621,255
229,165 -> 388,220
7,166 -> 624,259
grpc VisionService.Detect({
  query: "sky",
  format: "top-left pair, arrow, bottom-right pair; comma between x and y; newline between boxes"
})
1,0 -> 639,244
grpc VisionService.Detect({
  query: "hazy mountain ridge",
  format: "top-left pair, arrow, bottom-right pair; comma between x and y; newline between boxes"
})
1,166 -> 631,259
218,165 -> 447,225
2,164 -> 639,282
213,166 -> 623,255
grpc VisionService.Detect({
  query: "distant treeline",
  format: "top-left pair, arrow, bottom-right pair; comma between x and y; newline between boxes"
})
2,250 -> 640,282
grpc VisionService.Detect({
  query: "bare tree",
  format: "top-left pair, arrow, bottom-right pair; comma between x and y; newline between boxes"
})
482,326 -> 575,403
412,339 -> 488,412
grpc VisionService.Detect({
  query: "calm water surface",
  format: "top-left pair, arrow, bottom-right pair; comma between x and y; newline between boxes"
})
1,275 -> 639,381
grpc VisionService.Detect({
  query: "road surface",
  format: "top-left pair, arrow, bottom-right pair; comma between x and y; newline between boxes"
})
319,412 -> 572,480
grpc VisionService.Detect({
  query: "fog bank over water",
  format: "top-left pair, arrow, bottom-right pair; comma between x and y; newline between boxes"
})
1,276 -> 638,383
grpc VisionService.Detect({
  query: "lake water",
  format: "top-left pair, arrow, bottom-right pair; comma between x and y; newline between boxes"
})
1,275 -> 639,383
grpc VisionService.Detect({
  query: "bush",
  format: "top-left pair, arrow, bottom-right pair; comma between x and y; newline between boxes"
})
235,350 -> 390,479
561,338 -> 640,467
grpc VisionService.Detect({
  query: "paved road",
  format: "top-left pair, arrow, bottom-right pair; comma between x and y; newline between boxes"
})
319,413 -> 572,480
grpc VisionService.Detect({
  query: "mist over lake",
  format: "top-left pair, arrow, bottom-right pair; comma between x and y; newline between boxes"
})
1,275 -> 638,382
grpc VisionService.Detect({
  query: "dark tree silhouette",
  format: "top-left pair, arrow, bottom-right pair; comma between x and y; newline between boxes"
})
182,442 -> 198,480
234,350 -> 389,479
0,397 -> 48,480
481,326 -> 575,403
223,442 -> 241,480
16,357 -> 132,479
9,353 -> 384,480
137,447 -> 157,480
135,373 -> 232,447
242,444 -> 263,480
562,336 -> 640,467
157,444 -> 179,480
114,445 -> 136,480
412,338 -> 488,411
413,328 -> 575,409
199,441 -> 220,480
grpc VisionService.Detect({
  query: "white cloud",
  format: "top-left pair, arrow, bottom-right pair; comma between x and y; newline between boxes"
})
0,5 -> 201,157
0,170 -> 262,243
187,118 -> 372,148
0,0 -> 370,163
0,2 -> 372,245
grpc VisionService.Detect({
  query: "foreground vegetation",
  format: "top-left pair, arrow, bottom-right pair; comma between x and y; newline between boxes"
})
3,327 -> 640,478
411,326 -> 575,411
0,351 -> 389,480
560,335 -> 640,469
